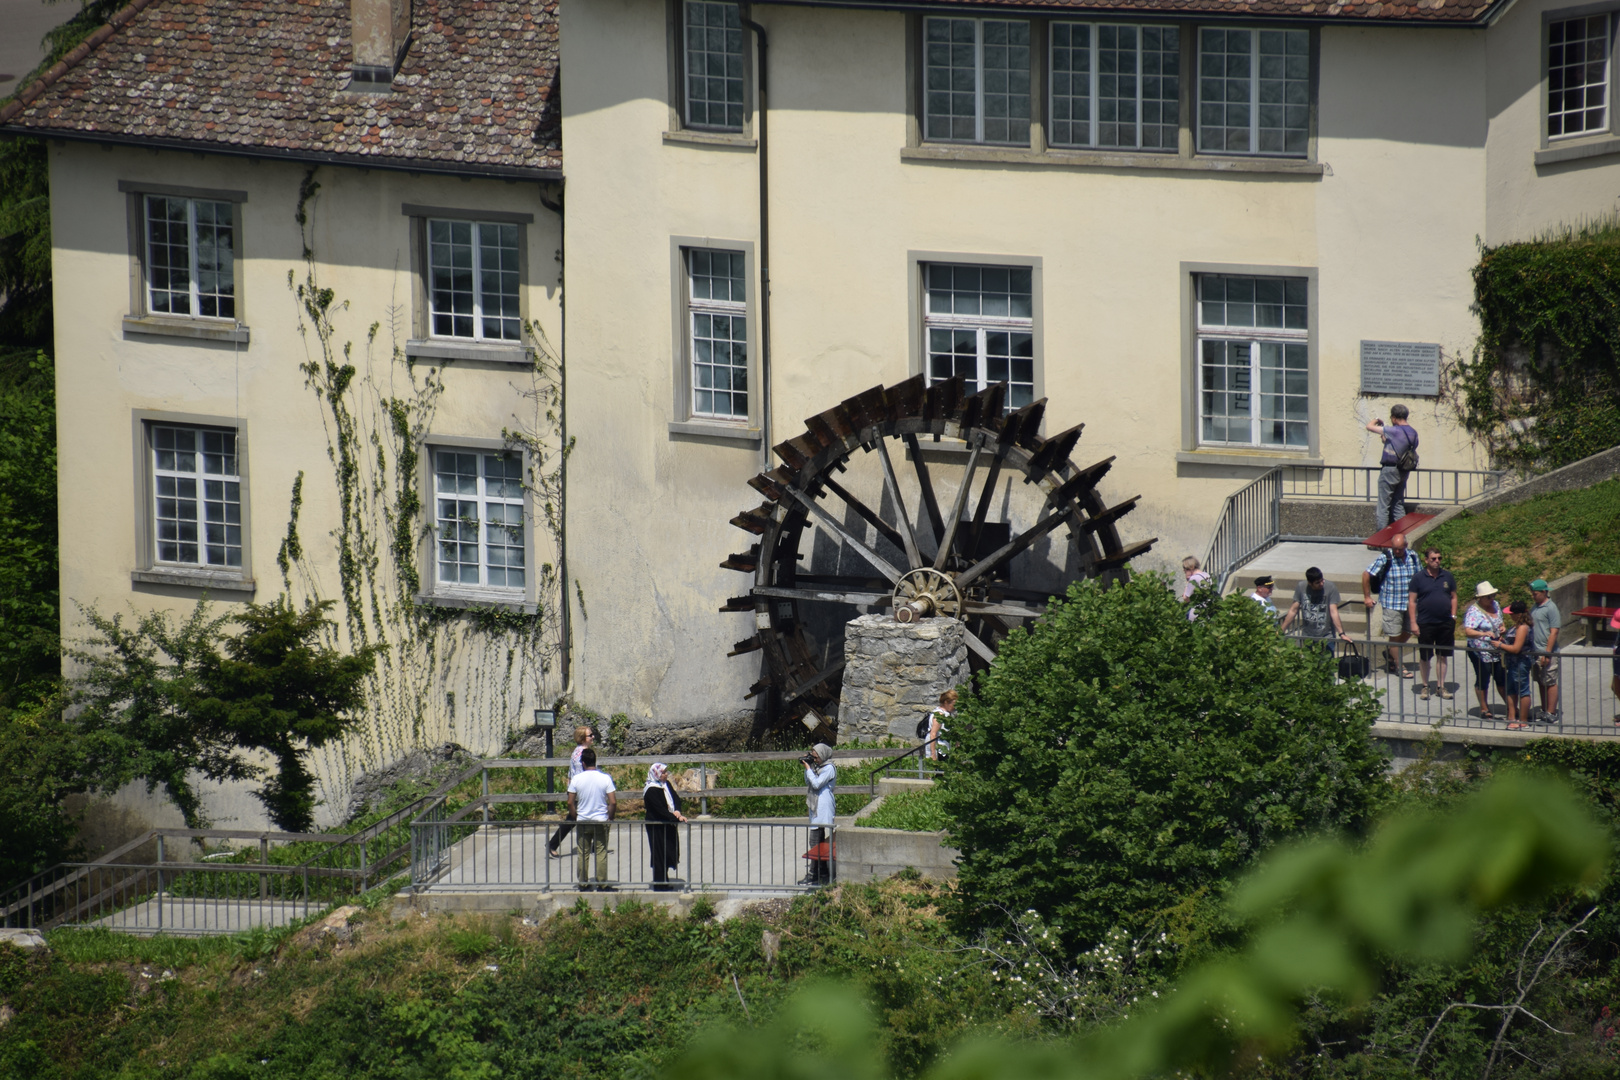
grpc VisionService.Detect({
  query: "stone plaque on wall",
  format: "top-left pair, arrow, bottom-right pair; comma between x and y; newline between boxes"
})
1360,341 -> 1441,396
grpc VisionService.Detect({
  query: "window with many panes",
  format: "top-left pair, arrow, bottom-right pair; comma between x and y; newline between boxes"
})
924,17 -> 1031,145
685,1 -> 745,130
151,424 -> 242,568
687,249 -> 749,420
433,450 -> 526,592
427,219 -> 521,342
145,196 -> 235,319
924,264 -> 1035,411
1050,24 -> 1180,150
1197,28 -> 1309,155
1197,275 -> 1309,449
1548,14 -> 1613,138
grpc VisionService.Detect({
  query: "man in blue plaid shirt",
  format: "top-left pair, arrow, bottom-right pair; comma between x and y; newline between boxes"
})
1362,533 -> 1419,677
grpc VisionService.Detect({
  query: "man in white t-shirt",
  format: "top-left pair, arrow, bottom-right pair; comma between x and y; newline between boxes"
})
566,748 -> 617,891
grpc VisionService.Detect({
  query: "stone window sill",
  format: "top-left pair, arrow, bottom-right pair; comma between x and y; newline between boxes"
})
132,567 -> 256,592
405,339 -> 530,365
123,316 -> 250,344
1176,449 -> 1324,468
902,145 -> 1324,176
668,419 -> 762,444
663,130 -> 757,150
1534,135 -> 1620,166
414,592 -> 537,615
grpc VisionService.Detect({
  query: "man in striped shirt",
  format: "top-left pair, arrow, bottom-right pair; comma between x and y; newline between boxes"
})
1363,533 -> 1418,677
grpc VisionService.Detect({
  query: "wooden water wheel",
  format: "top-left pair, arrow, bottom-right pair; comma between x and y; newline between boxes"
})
721,374 -> 1155,739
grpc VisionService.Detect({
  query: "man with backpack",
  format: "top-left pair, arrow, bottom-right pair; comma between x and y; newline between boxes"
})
1366,405 -> 1419,530
1363,533 -> 1418,677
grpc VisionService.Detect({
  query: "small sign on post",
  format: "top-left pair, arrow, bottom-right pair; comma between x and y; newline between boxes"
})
1360,341 -> 1441,396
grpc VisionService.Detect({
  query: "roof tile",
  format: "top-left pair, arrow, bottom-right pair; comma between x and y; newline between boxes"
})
2,0 -> 560,176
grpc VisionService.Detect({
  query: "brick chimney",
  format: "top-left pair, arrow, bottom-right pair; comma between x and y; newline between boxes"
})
350,0 -> 411,89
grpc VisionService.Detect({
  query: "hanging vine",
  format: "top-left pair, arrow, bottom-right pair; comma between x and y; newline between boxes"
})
1447,217 -> 1620,472
282,168 -> 570,806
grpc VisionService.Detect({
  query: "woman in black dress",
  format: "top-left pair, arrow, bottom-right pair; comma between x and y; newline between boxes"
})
643,763 -> 686,891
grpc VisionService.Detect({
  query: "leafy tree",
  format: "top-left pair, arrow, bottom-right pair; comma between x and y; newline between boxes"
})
0,351 -> 57,713
190,598 -> 381,831
69,598 -> 380,832
940,574 -> 1388,950
69,603 -> 256,828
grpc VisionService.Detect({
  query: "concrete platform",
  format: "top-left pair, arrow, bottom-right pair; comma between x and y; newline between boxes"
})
1243,542 -> 1379,581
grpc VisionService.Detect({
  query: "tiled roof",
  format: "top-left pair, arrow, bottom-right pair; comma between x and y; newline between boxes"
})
1,0 -> 561,178
826,0 -> 1497,23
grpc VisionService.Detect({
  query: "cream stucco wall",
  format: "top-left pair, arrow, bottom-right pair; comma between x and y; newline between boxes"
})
1486,0 -> 1620,244
559,3 -> 1542,735
51,143 -> 564,828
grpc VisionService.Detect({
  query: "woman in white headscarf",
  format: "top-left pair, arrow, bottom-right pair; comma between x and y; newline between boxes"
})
643,763 -> 686,891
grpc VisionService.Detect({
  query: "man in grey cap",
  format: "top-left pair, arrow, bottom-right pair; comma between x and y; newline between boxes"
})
802,743 -> 837,885
1529,578 -> 1561,721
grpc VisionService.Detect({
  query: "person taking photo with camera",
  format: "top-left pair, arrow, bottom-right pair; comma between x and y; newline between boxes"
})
802,743 -> 836,886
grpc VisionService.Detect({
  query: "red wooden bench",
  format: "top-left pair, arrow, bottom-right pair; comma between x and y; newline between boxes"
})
1572,573 -> 1620,642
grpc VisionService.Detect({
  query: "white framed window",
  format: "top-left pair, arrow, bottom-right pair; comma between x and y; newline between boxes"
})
1548,14 -> 1613,138
924,264 -> 1035,411
686,248 -> 749,420
924,17 -> 1031,145
432,450 -> 526,591
144,195 -> 235,319
1197,275 -> 1309,449
151,424 -> 242,568
684,1 -> 745,130
1050,24 -> 1180,151
1197,28 -> 1309,156
427,219 -> 522,342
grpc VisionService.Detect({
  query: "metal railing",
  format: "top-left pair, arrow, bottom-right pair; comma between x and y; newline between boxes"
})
1323,637 -> 1619,735
869,739 -> 942,789
1281,466 -> 1508,505
409,817 -> 834,893
1202,468 -> 1284,593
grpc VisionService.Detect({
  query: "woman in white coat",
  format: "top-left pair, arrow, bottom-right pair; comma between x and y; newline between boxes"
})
803,743 -> 836,886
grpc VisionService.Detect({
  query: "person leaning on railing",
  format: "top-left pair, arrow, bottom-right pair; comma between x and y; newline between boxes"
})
1462,581 -> 1506,720
1493,601 -> 1535,730
566,748 -> 617,892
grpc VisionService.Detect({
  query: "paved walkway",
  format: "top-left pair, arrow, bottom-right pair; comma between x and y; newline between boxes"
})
416,818 -> 824,894
91,896 -> 317,936
1245,541 -> 1376,581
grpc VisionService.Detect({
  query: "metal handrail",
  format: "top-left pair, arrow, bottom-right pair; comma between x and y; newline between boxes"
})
1201,467 -> 1284,594
868,740 -> 942,791
1281,466 -> 1508,505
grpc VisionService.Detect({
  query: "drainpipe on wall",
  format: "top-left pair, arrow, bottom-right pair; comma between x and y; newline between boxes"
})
538,181 -> 572,701
739,6 -> 771,472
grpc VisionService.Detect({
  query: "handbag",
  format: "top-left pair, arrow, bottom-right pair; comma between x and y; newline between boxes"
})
1338,641 -> 1372,679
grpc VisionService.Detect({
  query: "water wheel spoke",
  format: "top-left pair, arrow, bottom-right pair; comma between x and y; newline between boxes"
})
962,625 -> 997,663
902,433 -> 947,547
822,476 -> 907,555
954,510 -> 1071,590
965,447 -> 1007,562
752,585 -> 892,606
782,660 -> 847,705
874,436 -> 923,570
960,599 -> 1045,618
783,487 -> 904,584
933,438 -> 983,571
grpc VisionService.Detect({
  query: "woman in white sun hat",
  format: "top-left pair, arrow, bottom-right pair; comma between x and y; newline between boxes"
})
1462,581 -> 1506,720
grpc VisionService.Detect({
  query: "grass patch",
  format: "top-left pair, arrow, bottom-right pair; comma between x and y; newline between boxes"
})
859,786 -> 950,832
1424,477 -> 1620,610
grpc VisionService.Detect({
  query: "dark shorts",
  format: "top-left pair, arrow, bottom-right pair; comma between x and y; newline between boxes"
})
1468,651 -> 1505,693
1417,620 -> 1455,660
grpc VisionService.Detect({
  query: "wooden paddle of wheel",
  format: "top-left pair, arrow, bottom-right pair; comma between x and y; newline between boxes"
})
720,375 -> 1155,739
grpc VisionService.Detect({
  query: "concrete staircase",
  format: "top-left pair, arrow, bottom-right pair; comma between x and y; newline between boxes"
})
1224,542 -> 1377,639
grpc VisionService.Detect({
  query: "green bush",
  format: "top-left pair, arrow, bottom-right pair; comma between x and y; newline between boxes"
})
941,573 -> 1388,950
